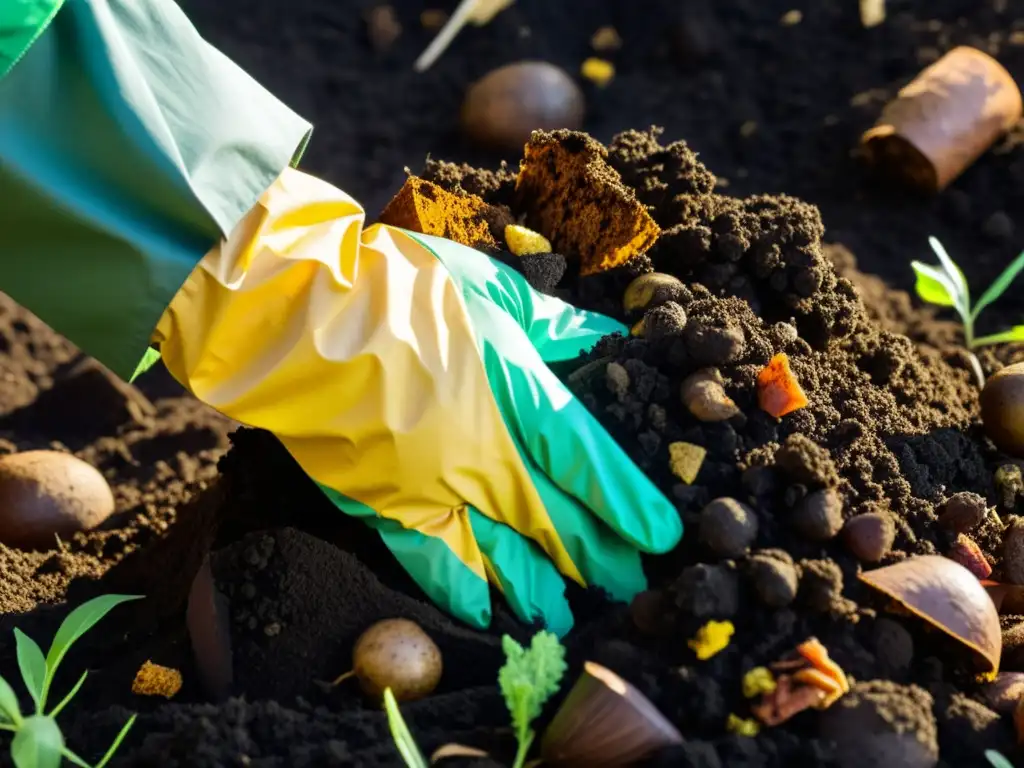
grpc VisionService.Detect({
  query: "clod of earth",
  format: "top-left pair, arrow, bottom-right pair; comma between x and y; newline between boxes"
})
540,661 -> 682,767
333,618 -> 442,703
698,497 -> 758,558
131,661 -> 183,699
791,487 -> 844,542
460,62 -> 585,152
819,680 -> 939,768
858,556 -> 1002,674
0,450 -> 114,550
982,363 -> 1024,458
938,491 -> 988,534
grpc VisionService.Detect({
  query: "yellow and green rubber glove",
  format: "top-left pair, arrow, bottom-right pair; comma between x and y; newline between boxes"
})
154,168 -> 683,636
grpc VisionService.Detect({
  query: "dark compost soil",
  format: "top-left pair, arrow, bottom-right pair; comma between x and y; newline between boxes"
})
3,0 -> 1024,766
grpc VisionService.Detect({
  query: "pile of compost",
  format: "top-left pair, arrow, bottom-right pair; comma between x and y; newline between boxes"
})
2,1 -> 1024,766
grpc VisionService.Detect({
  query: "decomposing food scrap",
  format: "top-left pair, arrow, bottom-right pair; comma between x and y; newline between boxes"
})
757,353 -> 808,418
688,620 -> 735,660
668,441 -> 706,484
504,224 -> 551,256
132,661 -> 183,699
751,638 -> 849,726
581,58 -> 615,88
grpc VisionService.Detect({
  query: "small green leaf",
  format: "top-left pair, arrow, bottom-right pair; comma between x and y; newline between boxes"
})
928,236 -> 970,306
14,630 -> 47,713
972,325 -> 1024,348
383,689 -> 428,768
129,347 -> 162,383
911,261 -> 957,308
972,249 -> 1024,321
11,716 -> 63,768
93,713 -> 137,768
45,595 -> 142,683
0,675 -> 23,725
986,750 -> 1015,768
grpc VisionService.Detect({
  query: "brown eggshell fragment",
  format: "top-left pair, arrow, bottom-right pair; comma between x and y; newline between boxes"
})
981,363 -> 1024,458
541,661 -> 682,767
352,618 -> 442,703
0,450 -> 115,550
858,556 -> 1001,674
460,62 -> 585,152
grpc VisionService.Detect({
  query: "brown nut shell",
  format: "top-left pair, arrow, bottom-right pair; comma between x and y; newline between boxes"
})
460,62 -> 585,152
0,450 -> 115,550
541,661 -> 683,767
861,46 -> 1023,193
352,618 -> 442,703
858,555 -> 1001,673
186,555 -> 234,701
981,363 -> 1024,458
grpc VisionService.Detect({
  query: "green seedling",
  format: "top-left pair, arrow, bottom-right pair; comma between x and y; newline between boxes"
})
987,749 -> 1015,768
0,594 -> 143,768
383,688 -> 427,768
499,631 -> 567,768
912,236 -> 1024,386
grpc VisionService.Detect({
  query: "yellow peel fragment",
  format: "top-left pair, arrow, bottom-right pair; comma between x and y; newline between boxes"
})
668,442 -> 706,484
688,620 -> 735,661
581,58 -> 615,87
504,224 -> 552,256
727,713 -> 761,737
742,666 -> 777,698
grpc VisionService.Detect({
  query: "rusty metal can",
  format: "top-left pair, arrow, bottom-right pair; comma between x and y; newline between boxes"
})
861,46 -> 1022,193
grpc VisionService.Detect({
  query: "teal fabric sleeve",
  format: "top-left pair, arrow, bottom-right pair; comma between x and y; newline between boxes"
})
0,0 -> 312,380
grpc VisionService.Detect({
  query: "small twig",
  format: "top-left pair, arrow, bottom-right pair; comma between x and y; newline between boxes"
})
414,0 -> 478,72
968,351 -> 986,389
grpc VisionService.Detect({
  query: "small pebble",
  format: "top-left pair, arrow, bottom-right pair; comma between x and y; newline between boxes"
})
668,442 -> 706,485
681,368 -> 739,422
606,362 -> 630,398
791,488 -> 844,542
623,273 -> 689,313
982,211 -> 1014,241
684,318 -> 745,366
1003,518 -> 1024,585
937,491 -> 987,533
843,512 -> 896,563
0,451 -> 115,550
460,62 -> 585,152
699,497 -> 759,558
780,9 -> 803,25
748,549 -> 799,607
364,4 -> 402,52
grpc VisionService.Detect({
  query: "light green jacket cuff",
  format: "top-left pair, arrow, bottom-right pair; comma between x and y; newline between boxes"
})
0,0 -> 312,380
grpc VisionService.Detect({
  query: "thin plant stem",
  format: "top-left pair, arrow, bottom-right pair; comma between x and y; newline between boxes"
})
60,748 -> 92,768
49,671 -> 88,719
512,729 -> 534,768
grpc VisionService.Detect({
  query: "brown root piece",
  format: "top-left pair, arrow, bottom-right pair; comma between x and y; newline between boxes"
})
751,675 -> 826,726
515,130 -> 660,276
541,661 -> 682,767
186,555 -> 234,701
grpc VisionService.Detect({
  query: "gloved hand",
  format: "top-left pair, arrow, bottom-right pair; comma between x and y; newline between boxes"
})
153,167 -> 683,635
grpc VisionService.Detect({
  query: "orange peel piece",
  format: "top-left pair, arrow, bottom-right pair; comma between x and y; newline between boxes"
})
757,353 -> 808,418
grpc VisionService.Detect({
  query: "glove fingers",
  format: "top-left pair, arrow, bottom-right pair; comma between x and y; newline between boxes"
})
467,506 -> 574,637
521,465 -> 649,604
317,484 -> 493,630
406,231 -> 627,362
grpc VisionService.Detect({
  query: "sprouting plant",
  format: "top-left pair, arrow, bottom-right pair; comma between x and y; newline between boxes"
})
912,236 -> 1024,386
986,749 -> 1015,768
383,688 -> 427,768
499,631 -> 567,768
0,594 -> 143,768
